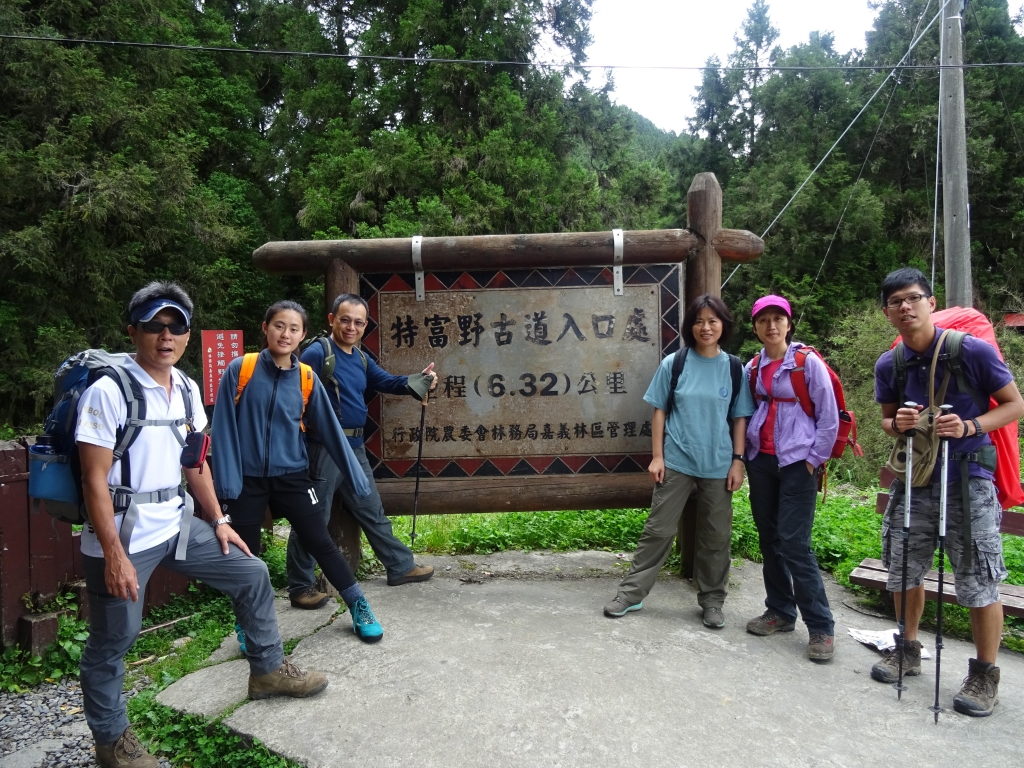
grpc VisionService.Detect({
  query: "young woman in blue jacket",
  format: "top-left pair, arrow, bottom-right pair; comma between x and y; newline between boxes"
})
212,300 -> 383,643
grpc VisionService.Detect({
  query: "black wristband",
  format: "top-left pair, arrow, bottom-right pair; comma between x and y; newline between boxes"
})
732,453 -> 744,462
961,420 -> 969,438
971,417 -> 983,436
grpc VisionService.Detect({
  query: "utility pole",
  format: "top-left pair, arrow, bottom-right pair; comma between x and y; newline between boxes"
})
941,0 -> 972,307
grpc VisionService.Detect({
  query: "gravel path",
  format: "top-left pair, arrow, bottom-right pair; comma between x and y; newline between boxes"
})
0,678 -> 171,768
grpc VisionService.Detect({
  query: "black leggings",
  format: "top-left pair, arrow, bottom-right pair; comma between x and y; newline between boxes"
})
234,511 -> 357,594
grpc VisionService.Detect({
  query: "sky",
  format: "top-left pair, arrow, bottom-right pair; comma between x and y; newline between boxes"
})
584,0 -> 884,134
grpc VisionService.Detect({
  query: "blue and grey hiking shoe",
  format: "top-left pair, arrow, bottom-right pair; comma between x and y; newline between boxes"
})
603,596 -> 642,618
351,597 -> 383,643
235,623 -> 247,654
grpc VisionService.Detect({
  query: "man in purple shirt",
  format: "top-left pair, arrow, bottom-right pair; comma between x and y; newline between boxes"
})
873,267 -> 1023,717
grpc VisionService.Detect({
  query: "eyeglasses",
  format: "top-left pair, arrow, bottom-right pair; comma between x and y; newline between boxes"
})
138,321 -> 190,336
885,293 -> 927,309
336,318 -> 367,329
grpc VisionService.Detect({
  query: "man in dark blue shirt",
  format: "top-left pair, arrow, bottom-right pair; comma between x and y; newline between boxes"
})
872,267 -> 1024,717
288,293 -> 437,606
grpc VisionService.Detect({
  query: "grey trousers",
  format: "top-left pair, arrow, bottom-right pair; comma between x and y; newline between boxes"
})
81,518 -> 284,745
617,468 -> 734,609
287,442 -> 415,592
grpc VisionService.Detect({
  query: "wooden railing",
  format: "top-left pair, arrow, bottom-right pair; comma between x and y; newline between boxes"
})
0,440 -> 193,654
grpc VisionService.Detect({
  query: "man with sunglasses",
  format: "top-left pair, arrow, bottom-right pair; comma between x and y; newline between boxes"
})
873,267 -> 1024,717
77,282 -> 329,768
288,293 -> 437,609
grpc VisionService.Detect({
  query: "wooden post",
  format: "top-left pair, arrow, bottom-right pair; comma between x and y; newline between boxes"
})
677,173 -> 724,578
321,258 -> 364,578
941,0 -> 972,308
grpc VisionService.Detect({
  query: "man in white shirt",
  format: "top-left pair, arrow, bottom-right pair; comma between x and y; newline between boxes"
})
77,282 -> 329,768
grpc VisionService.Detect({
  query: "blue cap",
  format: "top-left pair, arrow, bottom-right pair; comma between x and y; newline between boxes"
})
131,298 -> 191,326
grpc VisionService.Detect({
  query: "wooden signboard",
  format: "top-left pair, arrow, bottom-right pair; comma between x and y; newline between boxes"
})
253,172 -> 763,571
357,265 -> 681,513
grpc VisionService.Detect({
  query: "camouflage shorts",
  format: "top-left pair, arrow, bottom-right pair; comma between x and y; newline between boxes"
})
882,477 -> 1007,608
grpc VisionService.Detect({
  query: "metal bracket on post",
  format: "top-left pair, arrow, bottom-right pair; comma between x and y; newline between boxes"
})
411,235 -> 424,301
612,228 -> 624,296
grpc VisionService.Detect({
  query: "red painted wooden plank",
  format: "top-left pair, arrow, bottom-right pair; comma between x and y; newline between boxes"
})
0,442 -> 31,647
28,498 -> 61,603
71,531 -> 84,581
1002,511 -> 1024,537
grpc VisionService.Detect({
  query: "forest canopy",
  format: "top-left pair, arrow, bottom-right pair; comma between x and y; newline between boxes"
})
1,0 -> 1023,428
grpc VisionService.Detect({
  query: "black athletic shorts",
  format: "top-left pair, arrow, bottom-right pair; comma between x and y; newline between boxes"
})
222,470 -> 326,526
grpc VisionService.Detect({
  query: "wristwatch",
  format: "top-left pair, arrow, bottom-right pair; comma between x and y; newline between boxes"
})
732,453 -> 745,462
213,515 -> 233,527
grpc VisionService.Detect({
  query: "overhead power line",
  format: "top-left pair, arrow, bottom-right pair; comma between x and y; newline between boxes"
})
722,0 -> 952,290
2,33 -> 1024,71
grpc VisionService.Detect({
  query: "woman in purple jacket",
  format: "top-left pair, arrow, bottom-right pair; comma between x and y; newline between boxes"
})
743,295 -> 839,662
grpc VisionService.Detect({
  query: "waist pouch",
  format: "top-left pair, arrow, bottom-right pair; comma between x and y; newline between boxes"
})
180,430 -> 211,471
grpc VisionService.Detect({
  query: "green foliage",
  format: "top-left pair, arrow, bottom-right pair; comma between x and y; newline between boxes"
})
260,530 -> 289,590
128,692 -> 299,768
0,611 -> 88,693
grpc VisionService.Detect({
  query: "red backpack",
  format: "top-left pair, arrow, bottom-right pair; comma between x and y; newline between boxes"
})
749,346 -> 864,463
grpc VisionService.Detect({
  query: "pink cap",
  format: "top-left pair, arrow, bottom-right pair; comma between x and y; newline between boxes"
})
751,295 -> 792,319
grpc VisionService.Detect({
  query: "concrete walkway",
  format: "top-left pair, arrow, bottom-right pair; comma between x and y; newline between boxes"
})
159,553 -> 1022,768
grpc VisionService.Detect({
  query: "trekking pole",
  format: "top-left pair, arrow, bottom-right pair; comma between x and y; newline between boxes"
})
410,389 -> 428,547
930,403 -> 953,723
896,400 -> 918,700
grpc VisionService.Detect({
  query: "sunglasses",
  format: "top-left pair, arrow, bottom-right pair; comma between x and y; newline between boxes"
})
138,321 -> 190,336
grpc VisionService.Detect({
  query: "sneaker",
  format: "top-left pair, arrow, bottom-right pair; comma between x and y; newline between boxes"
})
234,623 -> 247,654
952,658 -> 1000,717
248,659 -> 329,700
290,587 -> 330,610
351,597 -> 384,643
808,632 -> 836,661
603,597 -> 642,618
702,606 -> 725,629
95,727 -> 159,768
387,564 -> 435,586
745,609 -> 797,636
870,634 -> 922,683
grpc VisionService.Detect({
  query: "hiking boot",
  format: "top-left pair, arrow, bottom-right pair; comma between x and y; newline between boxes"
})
290,587 -> 330,610
387,564 -> 435,586
248,659 -> 329,700
808,633 -> 835,661
870,634 -> 922,683
351,597 -> 384,643
745,609 -> 796,636
702,606 -> 725,629
95,727 -> 158,768
603,596 -> 642,618
952,658 -> 1000,717
234,623 -> 247,654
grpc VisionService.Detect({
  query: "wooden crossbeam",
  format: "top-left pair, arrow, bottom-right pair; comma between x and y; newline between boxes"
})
253,227 -> 763,275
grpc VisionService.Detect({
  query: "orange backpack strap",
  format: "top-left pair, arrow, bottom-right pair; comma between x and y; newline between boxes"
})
234,353 -> 259,405
298,362 -> 315,432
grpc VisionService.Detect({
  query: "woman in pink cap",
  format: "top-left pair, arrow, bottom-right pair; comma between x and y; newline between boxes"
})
743,295 -> 839,661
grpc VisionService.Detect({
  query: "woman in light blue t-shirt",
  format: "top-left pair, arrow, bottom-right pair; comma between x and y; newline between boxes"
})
603,295 -> 754,628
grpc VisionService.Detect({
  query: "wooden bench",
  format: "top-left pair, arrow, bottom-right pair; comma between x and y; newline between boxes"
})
853,467 -> 1024,618
849,559 -> 1024,618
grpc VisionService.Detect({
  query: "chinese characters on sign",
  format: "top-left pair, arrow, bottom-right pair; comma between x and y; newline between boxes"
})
201,330 -> 244,406
379,285 -> 661,459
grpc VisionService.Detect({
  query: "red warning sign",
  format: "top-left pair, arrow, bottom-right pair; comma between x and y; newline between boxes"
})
201,330 -> 244,406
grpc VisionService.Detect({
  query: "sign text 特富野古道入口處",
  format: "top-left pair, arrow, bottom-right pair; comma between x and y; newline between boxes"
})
379,285 -> 661,460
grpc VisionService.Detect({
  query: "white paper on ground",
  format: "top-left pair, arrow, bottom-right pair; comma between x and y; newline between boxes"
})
847,627 -> 932,659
